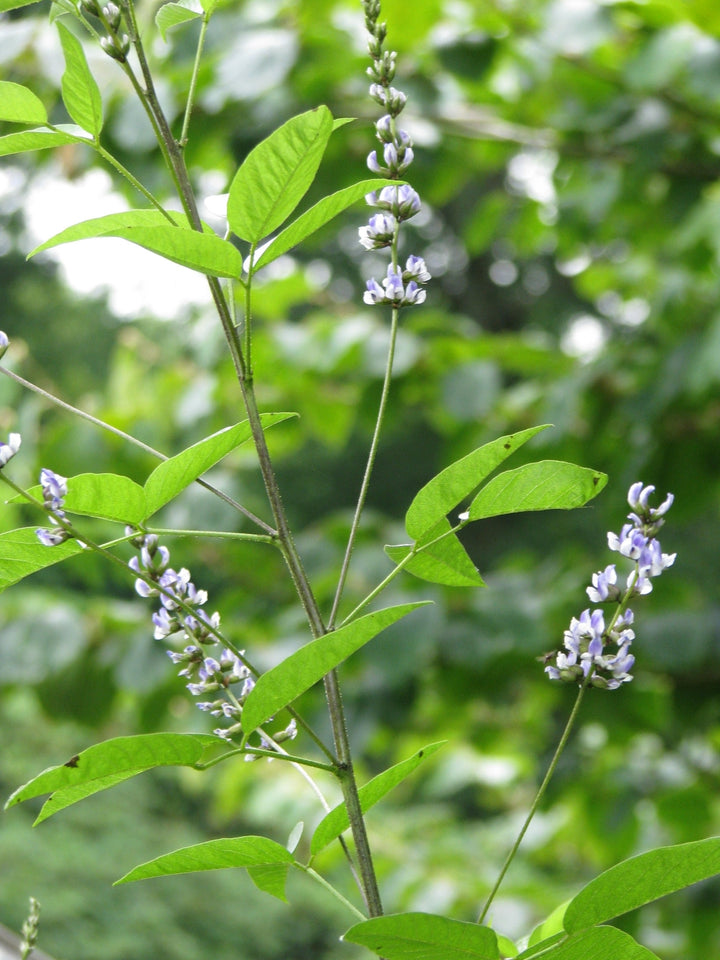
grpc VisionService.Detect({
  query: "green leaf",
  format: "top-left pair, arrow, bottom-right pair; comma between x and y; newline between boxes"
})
527,902 -> 569,947
564,837 -> 720,934
29,209 -> 243,278
405,426 -> 550,541
342,913 -> 500,960
466,461 -> 607,521
0,527 -> 84,594
115,836 -> 294,884
496,933 -> 518,958
241,602 -> 431,735
0,0 -> 42,10
516,926 -> 660,960
57,22 -> 103,136
0,82 -> 47,124
5,733 -> 223,819
253,178 -> 401,271
155,0 -> 203,40
0,129 -> 84,157
247,862 -> 290,901
63,473 -> 146,523
228,106 -> 334,243
143,413 -> 294,519
311,742 -> 445,855
385,519 -> 485,587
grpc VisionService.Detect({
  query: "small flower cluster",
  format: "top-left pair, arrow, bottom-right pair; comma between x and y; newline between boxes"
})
545,483 -> 676,690
35,469 -> 73,547
78,0 -> 130,62
127,528 -> 296,748
360,0 -> 430,308
0,433 -> 21,468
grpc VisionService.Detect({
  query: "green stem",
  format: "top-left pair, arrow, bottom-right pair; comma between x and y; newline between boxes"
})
94,142 -> 171,216
0,366 -> 276,535
477,677 -> 590,924
294,863 -> 368,922
328,303 -> 400,629
146,528 -> 276,544
179,14 -> 209,147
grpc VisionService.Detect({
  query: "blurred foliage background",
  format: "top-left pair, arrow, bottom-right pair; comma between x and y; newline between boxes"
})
1,0 -> 720,957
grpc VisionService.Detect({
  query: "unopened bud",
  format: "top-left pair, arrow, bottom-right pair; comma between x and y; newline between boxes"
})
0,331 -> 9,360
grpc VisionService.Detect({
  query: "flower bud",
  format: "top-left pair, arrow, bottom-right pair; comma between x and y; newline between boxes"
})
0,331 -> 9,360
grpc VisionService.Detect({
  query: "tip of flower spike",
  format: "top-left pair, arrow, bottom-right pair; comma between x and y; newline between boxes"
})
0,433 -> 21,468
0,331 -> 9,360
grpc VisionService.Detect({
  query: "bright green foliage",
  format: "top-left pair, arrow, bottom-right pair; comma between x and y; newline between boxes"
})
115,835 -> 294,884
57,22 -> 103,137
343,913 -> 500,960
5,732 -> 224,821
246,862 -> 292,902
466,462 -> 607,521
228,107 -> 334,243
404,427 -> 550,541
0,128 -> 86,156
385,521 -> 485,586
253,179 -> 402,271
0,528 -> 84,593
310,741 -> 445,855
155,0 -> 203,40
29,209 -> 243,278
563,837 -> 720,933
0,82 -> 47,124
241,602 -> 431,735
516,926 -> 660,960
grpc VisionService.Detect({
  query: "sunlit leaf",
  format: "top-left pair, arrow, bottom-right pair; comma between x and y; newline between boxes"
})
115,836 -> 294,884
343,913 -> 500,960
311,742 -> 445,854
0,82 -> 47,124
0,527 -> 84,593
253,178 -> 400,271
247,863 -> 290,901
385,519 -> 484,587
241,602 -> 431,734
466,461 -> 607,521
63,473 -> 146,523
155,0 -> 203,40
5,733 -> 224,821
0,129 -> 82,157
142,413 -> 295,518
405,426 -> 550,540
516,926 -> 659,960
57,22 -> 103,136
564,837 -> 720,934
228,106 -> 333,242
28,209 -> 242,278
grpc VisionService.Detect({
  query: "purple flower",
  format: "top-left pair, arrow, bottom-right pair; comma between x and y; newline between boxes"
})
0,331 -> 9,359
39,468 -> 67,512
35,527 -> 71,547
358,212 -> 397,250
586,565 -> 619,603
0,433 -> 21,467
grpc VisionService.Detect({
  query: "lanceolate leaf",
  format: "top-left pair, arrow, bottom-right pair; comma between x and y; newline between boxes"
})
155,0 -> 203,40
228,106 -> 334,243
466,461 -> 607,521
5,733 -> 224,819
29,210 -> 243,278
405,426 -> 550,541
311,741 -> 445,855
247,863 -> 291,901
143,413 -> 295,518
342,913 -> 500,960
253,178 -> 401,271
516,926 -> 660,960
0,0 -> 43,10
115,836 -> 294,884
0,527 -> 83,593
385,519 -> 484,587
63,473 -> 146,523
241,602 -> 431,735
0,81 -> 47,124
563,837 -> 720,934
57,22 -> 103,136
0,129 -> 83,157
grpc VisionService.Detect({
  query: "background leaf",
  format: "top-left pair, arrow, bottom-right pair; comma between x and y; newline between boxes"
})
155,0 -> 203,40
311,742 -> 445,854
0,81 -> 47,124
241,602 -> 431,734
115,836 -> 294,884
563,838 -> 720,933
228,106 -> 333,242
57,22 -> 103,137
467,462 -> 607,521
342,913 -> 500,960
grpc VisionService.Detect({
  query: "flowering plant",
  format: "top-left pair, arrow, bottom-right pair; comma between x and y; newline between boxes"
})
0,2 -> 716,959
